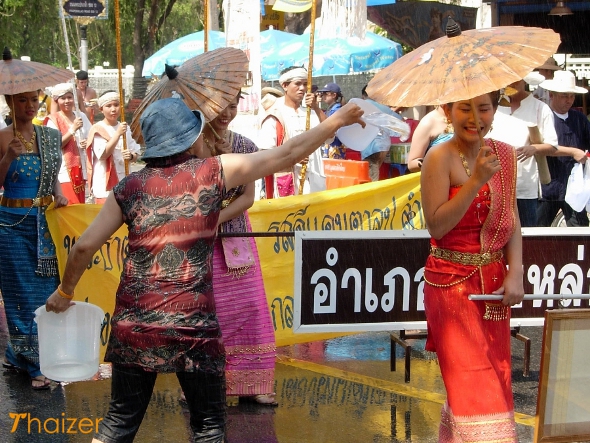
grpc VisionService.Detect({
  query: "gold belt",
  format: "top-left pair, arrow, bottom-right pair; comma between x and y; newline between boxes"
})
0,195 -> 53,208
430,246 -> 503,266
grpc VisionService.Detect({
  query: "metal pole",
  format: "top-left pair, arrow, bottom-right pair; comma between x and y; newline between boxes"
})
469,294 -> 590,301
79,25 -> 88,71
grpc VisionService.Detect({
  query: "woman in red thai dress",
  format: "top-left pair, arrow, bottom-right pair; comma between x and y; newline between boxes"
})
421,91 -> 524,442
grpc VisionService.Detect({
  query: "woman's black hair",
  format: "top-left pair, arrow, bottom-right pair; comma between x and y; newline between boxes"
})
447,90 -> 502,109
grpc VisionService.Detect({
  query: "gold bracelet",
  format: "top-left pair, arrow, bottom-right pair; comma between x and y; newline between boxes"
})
57,285 -> 74,300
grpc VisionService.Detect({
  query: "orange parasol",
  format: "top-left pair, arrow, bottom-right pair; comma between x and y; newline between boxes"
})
367,19 -> 561,108
131,47 -> 249,144
0,47 -> 74,95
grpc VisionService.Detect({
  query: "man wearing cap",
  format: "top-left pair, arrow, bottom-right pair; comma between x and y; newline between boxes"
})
317,82 -> 345,158
258,66 -> 328,197
489,74 -> 558,227
533,57 -> 561,105
359,85 -> 404,182
86,92 -> 141,204
537,71 -> 590,227
76,70 -> 98,123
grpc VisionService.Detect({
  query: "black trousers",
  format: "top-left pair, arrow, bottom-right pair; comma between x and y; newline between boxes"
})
95,364 -> 226,443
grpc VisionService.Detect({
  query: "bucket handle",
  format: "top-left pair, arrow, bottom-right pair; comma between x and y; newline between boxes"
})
29,307 -> 110,355
100,316 -> 108,342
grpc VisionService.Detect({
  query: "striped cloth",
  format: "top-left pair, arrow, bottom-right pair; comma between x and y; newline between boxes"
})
212,215 -> 276,396
0,212 -> 60,377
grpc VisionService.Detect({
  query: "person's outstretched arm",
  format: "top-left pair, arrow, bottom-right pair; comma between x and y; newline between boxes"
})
221,102 -> 364,191
45,195 -> 124,312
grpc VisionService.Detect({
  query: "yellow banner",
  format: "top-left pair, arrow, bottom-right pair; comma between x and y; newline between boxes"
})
272,0 -> 313,13
248,174 -> 422,345
46,204 -> 124,360
46,174 -> 422,350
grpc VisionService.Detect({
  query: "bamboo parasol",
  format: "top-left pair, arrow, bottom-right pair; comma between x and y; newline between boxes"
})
367,19 -> 561,145
130,48 -> 249,145
0,47 -> 74,138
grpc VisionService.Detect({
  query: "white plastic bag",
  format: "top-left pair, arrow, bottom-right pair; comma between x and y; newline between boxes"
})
565,163 -> 590,212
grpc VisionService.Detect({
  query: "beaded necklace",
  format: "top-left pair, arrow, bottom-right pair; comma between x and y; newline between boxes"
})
204,123 -> 232,156
15,130 -> 37,153
0,126 -> 59,228
203,134 -> 218,156
458,148 -> 471,177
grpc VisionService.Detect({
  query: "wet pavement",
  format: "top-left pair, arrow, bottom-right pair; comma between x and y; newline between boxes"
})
0,296 -> 551,443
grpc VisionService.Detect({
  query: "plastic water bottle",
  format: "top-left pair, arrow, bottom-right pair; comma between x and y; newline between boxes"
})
362,112 -> 411,142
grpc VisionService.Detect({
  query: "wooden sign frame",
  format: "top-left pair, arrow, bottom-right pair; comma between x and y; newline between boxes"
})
535,309 -> 590,442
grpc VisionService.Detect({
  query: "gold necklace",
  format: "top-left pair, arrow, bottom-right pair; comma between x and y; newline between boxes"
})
458,149 -> 471,177
203,135 -> 217,156
15,130 -> 36,153
204,124 -> 231,156
206,122 -> 227,141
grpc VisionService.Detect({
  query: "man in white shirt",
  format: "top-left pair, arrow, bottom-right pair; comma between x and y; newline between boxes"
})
258,66 -> 327,197
488,76 -> 558,227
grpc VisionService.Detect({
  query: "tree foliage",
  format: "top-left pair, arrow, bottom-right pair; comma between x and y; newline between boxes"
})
0,0 -> 220,77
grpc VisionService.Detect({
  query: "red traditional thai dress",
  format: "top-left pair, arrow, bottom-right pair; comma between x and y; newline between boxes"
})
423,139 -> 518,442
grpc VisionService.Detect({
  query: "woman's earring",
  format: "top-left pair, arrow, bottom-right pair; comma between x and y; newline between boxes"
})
445,117 -> 453,134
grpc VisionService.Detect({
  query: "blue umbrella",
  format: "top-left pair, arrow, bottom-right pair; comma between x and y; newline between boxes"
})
143,29 -> 297,78
142,31 -> 226,77
261,31 -> 402,80
260,28 -> 298,59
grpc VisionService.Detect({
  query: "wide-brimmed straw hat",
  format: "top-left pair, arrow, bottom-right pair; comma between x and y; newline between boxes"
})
523,72 -> 545,86
140,98 -> 204,160
537,57 -> 561,71
539,70 -> 587,94
261,87 -> 284,98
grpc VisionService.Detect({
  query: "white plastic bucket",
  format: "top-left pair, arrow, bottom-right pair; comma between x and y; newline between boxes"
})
335,98 -> 380,152
34,303 -> 105,382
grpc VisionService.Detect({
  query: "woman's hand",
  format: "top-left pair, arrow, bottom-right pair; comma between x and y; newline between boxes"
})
214,137 -> 232,154
122,150 -> 133,160
5,137 -> 24,161
493,269 -> 524,306
53,194 -> 69,208
45,290 -> 75,313
472,145 -> 501,185
79,139 -> 87,150
72,116 -> 83,132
